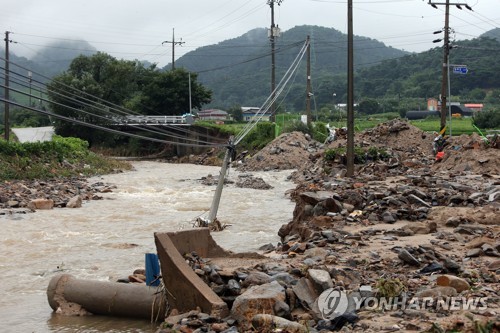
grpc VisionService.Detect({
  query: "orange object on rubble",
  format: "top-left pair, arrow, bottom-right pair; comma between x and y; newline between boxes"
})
435,151 -> 445,161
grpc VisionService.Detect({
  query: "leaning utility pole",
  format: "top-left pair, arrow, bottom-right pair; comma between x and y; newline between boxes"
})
346,1 -> 355,177
4,31 -> 10,141
162,28 -> 185,71
207,138 -> 234,224
268,0 -> 283,123
428,0 -> 472,132
306,35 -> 311,126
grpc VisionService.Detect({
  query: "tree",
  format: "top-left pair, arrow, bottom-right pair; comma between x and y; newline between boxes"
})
358,99 -> 381,115
46,53 -> 212,146
139,69 -> 211,115
47,52 -> 150,144
228,105 -> 243,122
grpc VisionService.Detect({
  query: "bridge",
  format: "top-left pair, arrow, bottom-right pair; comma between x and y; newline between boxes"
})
113,114 -> 195,126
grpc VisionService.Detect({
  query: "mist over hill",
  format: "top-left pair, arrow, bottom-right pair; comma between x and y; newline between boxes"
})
31,40 -> 97,77
1,40 -> 97,83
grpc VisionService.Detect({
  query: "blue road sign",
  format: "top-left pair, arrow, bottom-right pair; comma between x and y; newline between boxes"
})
453,66 -> 468,74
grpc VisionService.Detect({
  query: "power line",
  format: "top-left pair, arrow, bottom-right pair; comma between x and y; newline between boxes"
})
234,38 -> 308,145
1,58 -> 226,146
1,97 -> 226,148
0,75 -> 222,146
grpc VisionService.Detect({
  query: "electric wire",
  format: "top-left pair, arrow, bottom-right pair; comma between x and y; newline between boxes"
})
1,59 -> 226,146
0,80 -> 224,147
0,66 -> 213,145
1,98 -> 226,148
0,55 -> 225,143
0,70 -> 222,146
234,40 -> 308,143
234,39 -> 309,145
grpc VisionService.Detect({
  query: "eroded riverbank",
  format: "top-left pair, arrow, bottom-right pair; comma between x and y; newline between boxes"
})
0,161 -> 296,332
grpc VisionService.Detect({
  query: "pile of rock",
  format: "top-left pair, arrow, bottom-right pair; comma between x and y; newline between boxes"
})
200,173 -> 273,190
0,178 -> 116,214
236,131 -> 321,172
161,120 -> 500,332
165,226 -> 498,332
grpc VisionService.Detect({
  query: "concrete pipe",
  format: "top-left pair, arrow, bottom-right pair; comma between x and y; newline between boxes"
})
47,274 -> 166,320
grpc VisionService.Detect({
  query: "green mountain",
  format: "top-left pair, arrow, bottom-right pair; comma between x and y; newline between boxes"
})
356,36 -> 500,100
175,25 -> 408,110
481,28 -> 500,42
3,26 -> 500,114
174,25 -> 500,111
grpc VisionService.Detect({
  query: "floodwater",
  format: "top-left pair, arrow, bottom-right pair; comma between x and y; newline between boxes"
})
0,161 -> 296,332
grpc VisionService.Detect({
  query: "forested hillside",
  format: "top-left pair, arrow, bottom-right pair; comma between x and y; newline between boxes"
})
2,26 -> 500,115
176,25 -> 408,110
357,37 -> 500,101
174,25 -> 500,112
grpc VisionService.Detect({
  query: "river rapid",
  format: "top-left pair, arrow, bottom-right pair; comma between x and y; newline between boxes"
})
0,161 -> 296,333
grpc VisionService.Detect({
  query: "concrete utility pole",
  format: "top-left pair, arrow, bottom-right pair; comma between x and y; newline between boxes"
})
306,35 -> 311,126
4,31 -> 10,141
162,28 -> 185,71
346,1 -> 355,177
428,0 -> 472,132
207,138 -> 234,224
268,0 -> 283,123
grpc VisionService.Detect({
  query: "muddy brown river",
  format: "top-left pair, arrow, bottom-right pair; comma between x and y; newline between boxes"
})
0,161 -> 295,332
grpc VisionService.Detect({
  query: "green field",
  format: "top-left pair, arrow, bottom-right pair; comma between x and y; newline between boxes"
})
409,117 -> 478,136
202,113 -> 492,139
320,115 -> 484,136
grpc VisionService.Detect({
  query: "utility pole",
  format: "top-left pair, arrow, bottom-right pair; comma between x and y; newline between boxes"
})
188,72 -> 192,114
306,36 -> 311,126
162,28 -> 185,71
4,31 -> 10,141
346,1 -> 355,177
428,0 -> 472,132
28,71 -> 32,107
268,0 -> 283,123
207,138 -> 234,224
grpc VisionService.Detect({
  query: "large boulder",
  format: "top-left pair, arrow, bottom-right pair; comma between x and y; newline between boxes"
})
231,281 -> 286,327
66,195 -> 82,208
308,269 -> 333,293
27,198 -> 54,210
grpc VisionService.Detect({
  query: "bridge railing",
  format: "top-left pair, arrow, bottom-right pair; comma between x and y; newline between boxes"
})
113,114 -> 194,125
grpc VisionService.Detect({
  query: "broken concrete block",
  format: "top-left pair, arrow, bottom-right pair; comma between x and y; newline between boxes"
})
28,198 -> 54,210
231,281 -> 286,327
308,268 -> 333,292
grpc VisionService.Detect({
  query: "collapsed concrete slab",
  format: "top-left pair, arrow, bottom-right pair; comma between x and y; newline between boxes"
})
154,228 -> 265,319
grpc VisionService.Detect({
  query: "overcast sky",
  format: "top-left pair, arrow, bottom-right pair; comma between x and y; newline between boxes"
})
2,0 -> 499,67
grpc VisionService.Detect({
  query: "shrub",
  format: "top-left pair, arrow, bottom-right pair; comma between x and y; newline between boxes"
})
0,136 -> 130,180
312,122 -> 329,142
282,119 -> 311,135
473,110 -> 500,129
238,122 -> 275,151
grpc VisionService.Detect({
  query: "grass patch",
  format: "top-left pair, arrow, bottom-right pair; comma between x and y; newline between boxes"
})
410,117 -> 478,135
0,136 -> 132,181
